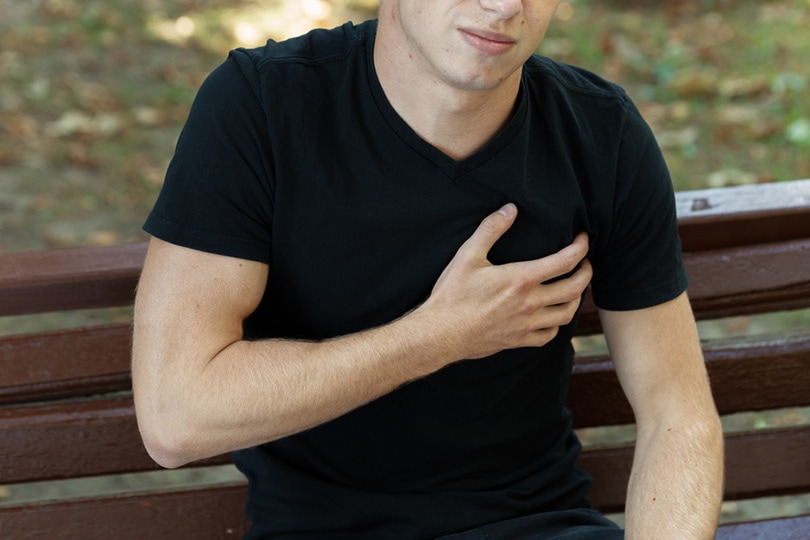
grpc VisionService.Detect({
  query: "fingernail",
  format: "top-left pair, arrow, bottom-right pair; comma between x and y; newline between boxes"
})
498,203 -> 516,218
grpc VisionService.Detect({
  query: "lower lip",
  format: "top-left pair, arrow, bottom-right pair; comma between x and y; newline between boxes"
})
460,30 -> 516,56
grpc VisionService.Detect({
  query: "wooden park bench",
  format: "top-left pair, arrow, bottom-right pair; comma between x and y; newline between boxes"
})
1,179 -> 809,539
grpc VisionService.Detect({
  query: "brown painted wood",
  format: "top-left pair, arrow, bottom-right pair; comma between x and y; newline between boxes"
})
0,482 -> 805,539
4,333 -> 808,485
724,427 -> 810,501
576,237 -> 810,335
1,332 -> 806,483
0,179 -> 809,536
676,179 -> 810,251
0,243 -> 146,316
702,334 -> 810,415
581,426 -> 810,512
0,485 -> 250,540
0,324 -> 132,404
0,395 -> 230,484
684,238 -> 810,320
568,332 -> 810,428
0,182 -> 807,322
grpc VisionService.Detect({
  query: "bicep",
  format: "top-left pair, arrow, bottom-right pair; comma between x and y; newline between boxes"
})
133,237 -> 269,367
598,292 -> 712,426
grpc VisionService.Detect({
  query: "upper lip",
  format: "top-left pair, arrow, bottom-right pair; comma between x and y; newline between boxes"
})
460,28 -> 516,44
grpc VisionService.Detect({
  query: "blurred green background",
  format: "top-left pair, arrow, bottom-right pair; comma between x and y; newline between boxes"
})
1,0 -> 808,254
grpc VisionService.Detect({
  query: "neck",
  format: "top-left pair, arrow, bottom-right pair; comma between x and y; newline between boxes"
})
373,15 -> 521,161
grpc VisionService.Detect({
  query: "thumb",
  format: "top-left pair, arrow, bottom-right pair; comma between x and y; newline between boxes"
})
461,203 -> 517,260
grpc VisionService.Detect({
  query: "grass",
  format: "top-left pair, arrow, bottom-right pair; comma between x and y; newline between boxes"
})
541,0 -> 810,189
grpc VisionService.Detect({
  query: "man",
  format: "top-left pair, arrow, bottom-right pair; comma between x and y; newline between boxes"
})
133,1 -> 724,538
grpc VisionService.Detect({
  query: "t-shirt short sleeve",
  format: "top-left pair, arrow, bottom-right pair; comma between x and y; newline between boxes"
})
589,98 -> 688,311
144,52 -> 275,264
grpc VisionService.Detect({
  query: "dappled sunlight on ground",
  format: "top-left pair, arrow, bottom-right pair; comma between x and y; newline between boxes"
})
146,0 -> 378,51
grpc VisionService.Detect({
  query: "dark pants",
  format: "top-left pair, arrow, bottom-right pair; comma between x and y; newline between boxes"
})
435,508 -> 624,540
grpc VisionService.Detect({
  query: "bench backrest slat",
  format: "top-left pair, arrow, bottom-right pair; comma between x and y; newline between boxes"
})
2,181 -> 808,321
2,236 -> 807,337
0,324 -> 132,404
676,179 -> 810,250
0,243 -> 146,316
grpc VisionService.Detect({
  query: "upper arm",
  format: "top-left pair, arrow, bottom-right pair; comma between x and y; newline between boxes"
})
133,237 -> 268,377
598,292 -> 715,428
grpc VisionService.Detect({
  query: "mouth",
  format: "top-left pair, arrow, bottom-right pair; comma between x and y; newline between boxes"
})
459,28 -> 517,56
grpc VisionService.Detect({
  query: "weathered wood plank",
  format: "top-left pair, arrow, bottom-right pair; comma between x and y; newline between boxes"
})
0,395 -> 229,484
676,179 -> 810,220
0,485 -> 250,540
3,330 -> 809,484
676,178 -> 810,251
0,243 -> 146,317
576,236 -> 810,335
0,482 -> 804,539
0,181 -> 808,318
568,333 -> 810,428
0,179 -> 808,537
581,426 -> 810,512
0,324 -> 132,405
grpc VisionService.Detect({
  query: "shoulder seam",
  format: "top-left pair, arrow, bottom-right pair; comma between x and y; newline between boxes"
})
525,56 -> 631,108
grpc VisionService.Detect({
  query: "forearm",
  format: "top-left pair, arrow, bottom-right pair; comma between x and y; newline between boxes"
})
134,309 -> 449,468
600,294 -> 725,538
624,412 -> 724,539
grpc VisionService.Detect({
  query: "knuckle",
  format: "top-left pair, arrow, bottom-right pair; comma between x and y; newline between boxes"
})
531,326 -> 559,347
515,271 -> 538,291
563,301 -> 579,323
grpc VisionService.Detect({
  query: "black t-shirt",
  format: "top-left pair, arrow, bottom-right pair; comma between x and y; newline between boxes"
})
145,20 -> 687,539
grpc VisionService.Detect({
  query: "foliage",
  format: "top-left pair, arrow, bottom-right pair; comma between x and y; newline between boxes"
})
1,0 -> 808,253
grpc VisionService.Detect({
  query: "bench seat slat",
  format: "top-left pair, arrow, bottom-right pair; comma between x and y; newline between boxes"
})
0,485 -> 250,540
568,333 -> 810,428
581,425 -> 810,512
0,486 -> 806,539
3,397 -> 808,512
2,333 -> 807,454
0,395 -> 229,484
1,426 -> 807,535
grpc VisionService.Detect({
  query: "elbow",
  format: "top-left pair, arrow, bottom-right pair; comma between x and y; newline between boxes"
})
134,397 -> 200,469
140,429 -> 194,470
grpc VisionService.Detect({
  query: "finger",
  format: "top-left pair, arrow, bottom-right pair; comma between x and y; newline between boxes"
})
518,326 -> 561,349
531,258 -> 592,306
527,297 -> 582,330
459,203 -> 518,261
514,232 -> 590,283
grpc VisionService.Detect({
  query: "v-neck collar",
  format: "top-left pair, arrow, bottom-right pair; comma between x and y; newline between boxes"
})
363,20 -> 529,182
